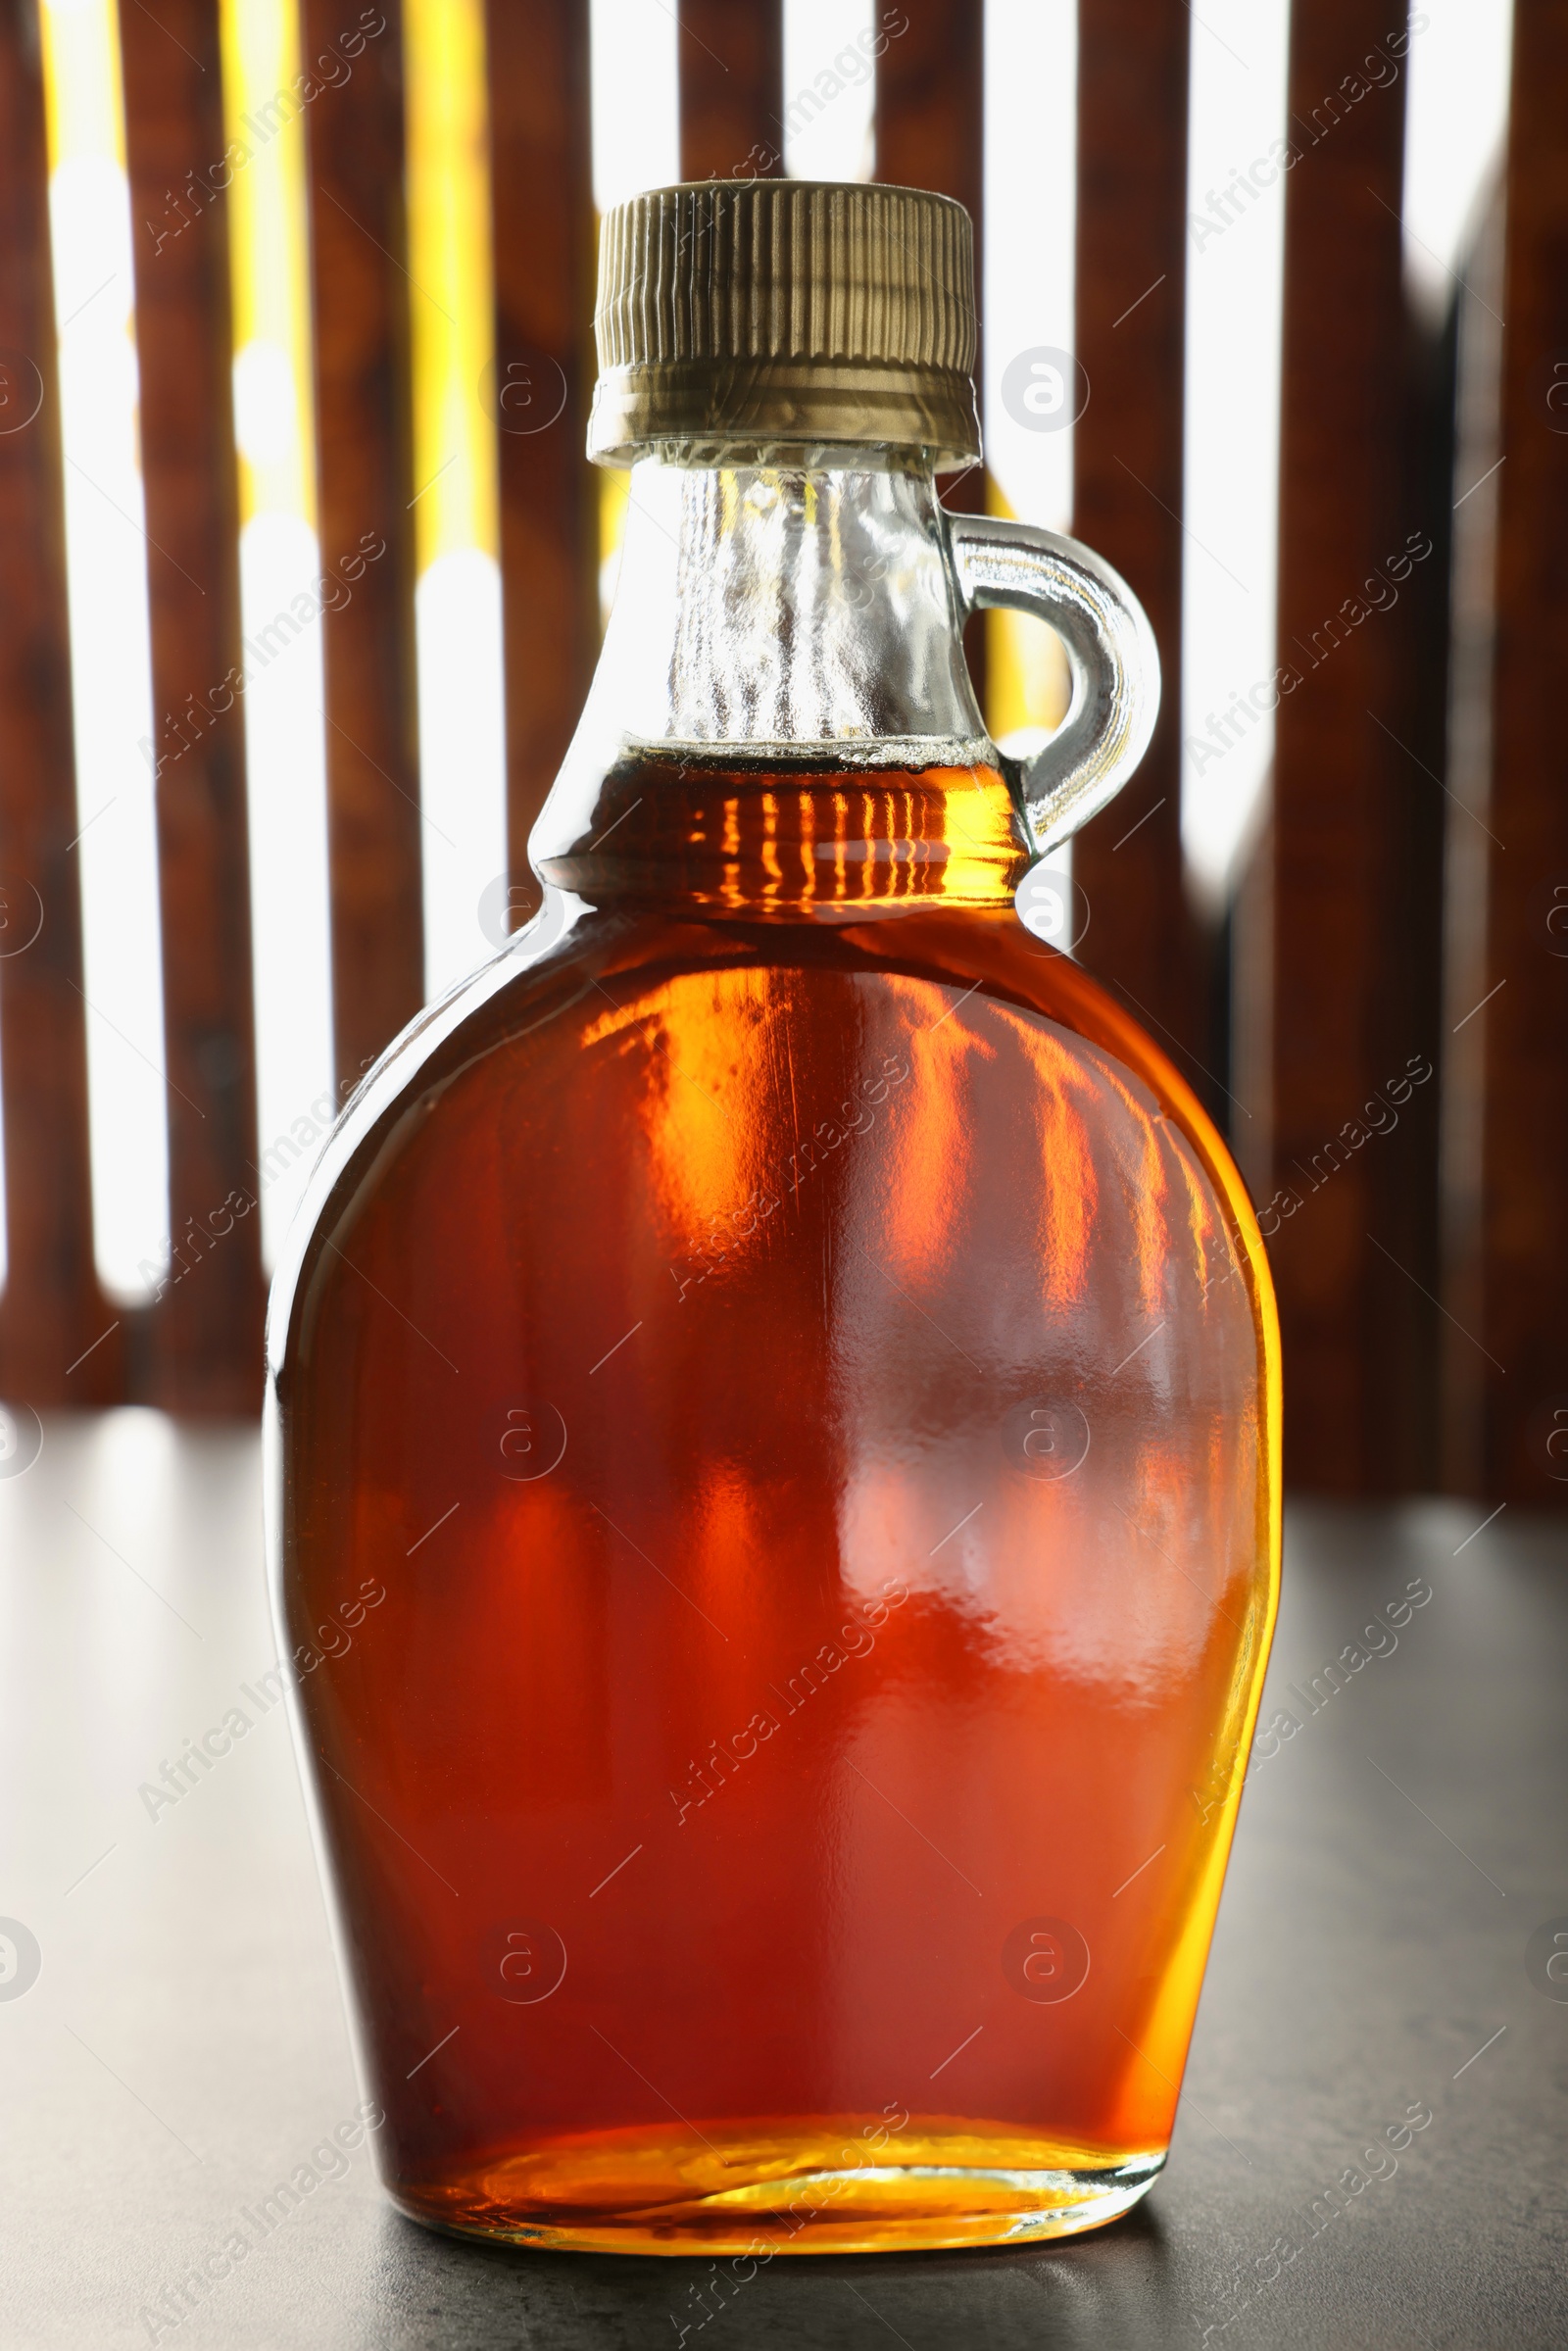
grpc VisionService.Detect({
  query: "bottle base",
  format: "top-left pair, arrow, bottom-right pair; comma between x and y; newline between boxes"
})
389,2123 -> 1165,2255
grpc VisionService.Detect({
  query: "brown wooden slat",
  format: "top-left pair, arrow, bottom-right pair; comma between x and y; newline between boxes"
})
0,0 -> 120,1404
119,0 -> 264,1415
484,0 -> 599,925
875,0 -> 984,697
678,0 -> 783,182
301,0 -> 424,1091
1370,292 -> 1456,1498
874,1 -> 981,230
1442,8 -> 1568,1504
1070,0 -> 1200,1074
1241,1 -> 1427,1494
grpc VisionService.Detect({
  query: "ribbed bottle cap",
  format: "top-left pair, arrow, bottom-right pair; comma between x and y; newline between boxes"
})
588,180 -> 981,469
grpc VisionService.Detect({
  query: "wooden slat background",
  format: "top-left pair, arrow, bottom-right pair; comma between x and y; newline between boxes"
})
119,0 -> 265,1416
1071,0 -> 1200,1078
677,0 -> 783,182
0,0 -> 1559,1508
0,0 -> 116,1405
1442,0 -> 1568,1505
302,0 -> 425,1093
1235,0 -> 1428,1495
486,0 -> 599,923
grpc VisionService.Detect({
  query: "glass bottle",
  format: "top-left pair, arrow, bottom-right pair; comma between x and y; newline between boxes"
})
268,181 -> 1279,2255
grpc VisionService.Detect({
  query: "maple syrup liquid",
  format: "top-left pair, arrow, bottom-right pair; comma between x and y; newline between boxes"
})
275,759 -> 1278,2252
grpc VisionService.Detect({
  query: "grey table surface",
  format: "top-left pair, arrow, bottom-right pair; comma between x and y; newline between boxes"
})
1,1412 -> 1565,2350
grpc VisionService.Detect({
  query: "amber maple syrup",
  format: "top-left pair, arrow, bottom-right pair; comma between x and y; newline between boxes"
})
273,759 -> 1277,2252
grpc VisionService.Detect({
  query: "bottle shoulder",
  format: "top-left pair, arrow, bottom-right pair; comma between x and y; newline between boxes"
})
268,897 -> 1271,1394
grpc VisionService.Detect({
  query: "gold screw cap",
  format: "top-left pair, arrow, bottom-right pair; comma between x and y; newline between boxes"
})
588,179 -> 981,469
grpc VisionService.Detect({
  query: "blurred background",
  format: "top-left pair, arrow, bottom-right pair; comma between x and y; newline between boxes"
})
0,0 -> 1560,1505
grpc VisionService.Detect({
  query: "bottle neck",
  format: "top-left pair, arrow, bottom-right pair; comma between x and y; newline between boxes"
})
530,450 -> 1023,916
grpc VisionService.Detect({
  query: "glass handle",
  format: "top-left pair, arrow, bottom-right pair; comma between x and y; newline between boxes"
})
945,512 -> 1161,854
